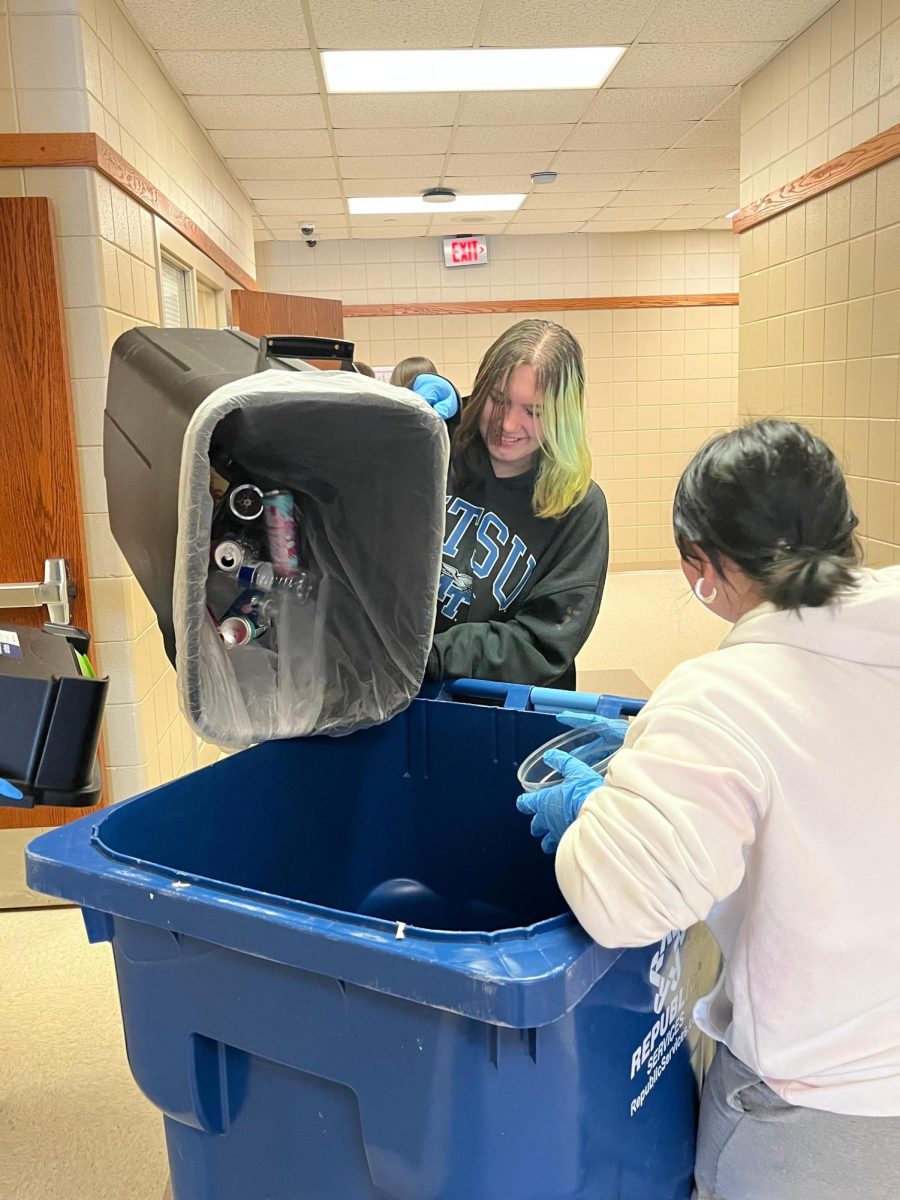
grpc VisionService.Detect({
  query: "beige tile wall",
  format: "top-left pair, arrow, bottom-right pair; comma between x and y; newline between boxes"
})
740,0 -> 900,205
257,229 -> 739,306
739,0 -> 900,567
0,0 -> 255,278
291,230 -> 741,569
1,0 -> 255,798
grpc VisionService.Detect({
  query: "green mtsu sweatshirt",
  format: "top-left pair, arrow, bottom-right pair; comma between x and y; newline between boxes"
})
426,461 -> 609,688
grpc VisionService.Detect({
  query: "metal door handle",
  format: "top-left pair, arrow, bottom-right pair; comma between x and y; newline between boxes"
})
0,558 -> 74,625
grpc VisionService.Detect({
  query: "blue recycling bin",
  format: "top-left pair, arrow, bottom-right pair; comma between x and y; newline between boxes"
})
26,685 -> 720,1200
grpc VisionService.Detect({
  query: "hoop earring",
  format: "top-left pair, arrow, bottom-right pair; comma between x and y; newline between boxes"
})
694,578 -> 717,605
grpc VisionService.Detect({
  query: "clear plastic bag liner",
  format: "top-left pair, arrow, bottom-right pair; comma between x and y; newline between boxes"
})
175,369 -> 449,748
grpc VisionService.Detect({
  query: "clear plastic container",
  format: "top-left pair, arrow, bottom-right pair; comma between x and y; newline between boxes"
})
517,726 -> 615,793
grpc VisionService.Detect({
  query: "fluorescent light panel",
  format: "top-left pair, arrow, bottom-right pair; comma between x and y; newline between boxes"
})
349,194 -> 526,215
322,47 -> 625,94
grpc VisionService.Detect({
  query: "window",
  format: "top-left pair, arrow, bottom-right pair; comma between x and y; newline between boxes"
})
160,255 -> 191,327
196,279 -> 219,329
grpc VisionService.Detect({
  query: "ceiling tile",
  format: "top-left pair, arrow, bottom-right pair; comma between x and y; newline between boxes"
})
550,171 -> 639,191
458,90 -> 595,126
653,146 -> 740,170
554,149 -> 662,172
640,0 -> 832,43
349,214 -> 430,227
705,217 -> 734,230
328,93 -> 460,128
340,155 -> 446,178
583,86 -> 732,123
677,203 -> 735,219
630,169 -> 728,189
242,178 -> 344,199
523,190 -> 617,209
656,217 -> 711,230
334,127 -> 452,156
452,125 -> 574,153
515,207 -> 599,222
186,94 -> 326,130
350,227 -> 430,238
609,188 -> 705,206
607,43 -> 781,89
308,0 -> 483,48
345,177 -> 449,194
566,121 -> 696,150
158,50 -> 319,95
265,214 -> 347,230
678,120 -> 740,148
226,157 -> 338,179
447,152 -> 557,175
505,221 -> 587,234
209,129 -> 333,157
704,187 -> 740,205
706,89 -> 741,120
121,0 -> 308,49
599,204 -> 679,220
443,174 -> 537,191
479,0 -> 658,46
429,214 -> 509,229
582,219 -> 661,232
255,197 -> 347,216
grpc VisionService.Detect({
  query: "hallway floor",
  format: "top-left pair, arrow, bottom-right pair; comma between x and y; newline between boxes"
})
0,906 -> 169,1200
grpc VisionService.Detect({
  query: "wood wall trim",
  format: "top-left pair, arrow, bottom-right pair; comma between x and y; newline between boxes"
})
733,120 -> 900,234
0,132 -> 259,291
343,293 -> 738,318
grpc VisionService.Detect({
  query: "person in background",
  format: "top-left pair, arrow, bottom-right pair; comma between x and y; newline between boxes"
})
517,419 -> 900,1200
391,355 -> 461,426
390,355 -> 437,389
426,319 -> 608,690
353,361 -> 376,378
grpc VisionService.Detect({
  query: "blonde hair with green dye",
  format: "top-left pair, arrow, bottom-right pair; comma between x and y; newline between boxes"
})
454,319 -> 592,519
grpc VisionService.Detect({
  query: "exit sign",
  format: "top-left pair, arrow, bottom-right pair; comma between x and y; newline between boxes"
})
442,236 -> 488,268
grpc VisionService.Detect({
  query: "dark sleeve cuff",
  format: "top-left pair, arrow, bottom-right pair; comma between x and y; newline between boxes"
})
424,644 -> 441,681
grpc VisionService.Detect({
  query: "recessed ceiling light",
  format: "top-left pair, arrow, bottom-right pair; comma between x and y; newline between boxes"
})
725,208 -> 740,218
322,47 -> 625,94
348,194 -> 526,215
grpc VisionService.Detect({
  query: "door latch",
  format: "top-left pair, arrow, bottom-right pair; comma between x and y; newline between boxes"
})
0,558 -> 75,625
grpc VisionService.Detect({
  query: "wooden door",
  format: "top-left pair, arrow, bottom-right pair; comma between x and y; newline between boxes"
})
231,289 -> 343,340
0,197 -> 99,829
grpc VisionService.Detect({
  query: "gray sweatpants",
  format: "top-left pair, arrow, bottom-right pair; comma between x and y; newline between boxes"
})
693,1044 -> 900,1200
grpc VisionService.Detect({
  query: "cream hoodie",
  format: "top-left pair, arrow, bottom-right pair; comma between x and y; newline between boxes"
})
556,567 -> 900,1116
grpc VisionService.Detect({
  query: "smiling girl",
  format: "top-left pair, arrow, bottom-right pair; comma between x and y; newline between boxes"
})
426,319 -> 608,689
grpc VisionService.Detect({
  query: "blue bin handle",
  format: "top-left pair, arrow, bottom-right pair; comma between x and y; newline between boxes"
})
438,678 -> 535,710
529,687 -> 647,719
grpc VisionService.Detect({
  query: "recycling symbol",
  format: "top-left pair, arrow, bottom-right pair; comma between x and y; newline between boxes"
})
648,930 -> 686,1015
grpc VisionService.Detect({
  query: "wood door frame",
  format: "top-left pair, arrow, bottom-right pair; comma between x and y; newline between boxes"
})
0,196 -> 103,828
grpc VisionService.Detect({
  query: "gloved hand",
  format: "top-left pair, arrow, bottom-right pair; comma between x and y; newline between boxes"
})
556,710 -> 629,764
0,778 -> 24,802
517,750 -> 605,854
410,373 -> 460,420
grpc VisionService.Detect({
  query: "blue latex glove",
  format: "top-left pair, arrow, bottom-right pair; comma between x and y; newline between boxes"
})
0,778 -> 24,802
556,710 -> 629,764
410,373 -> 460,420
516,749 -> 605,854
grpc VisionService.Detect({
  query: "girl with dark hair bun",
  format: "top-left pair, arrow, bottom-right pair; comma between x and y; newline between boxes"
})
673,419 -> 861,617
518,420 -> 900,1199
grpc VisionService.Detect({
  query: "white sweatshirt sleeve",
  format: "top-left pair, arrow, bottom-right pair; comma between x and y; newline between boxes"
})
555,697 -> 770,948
